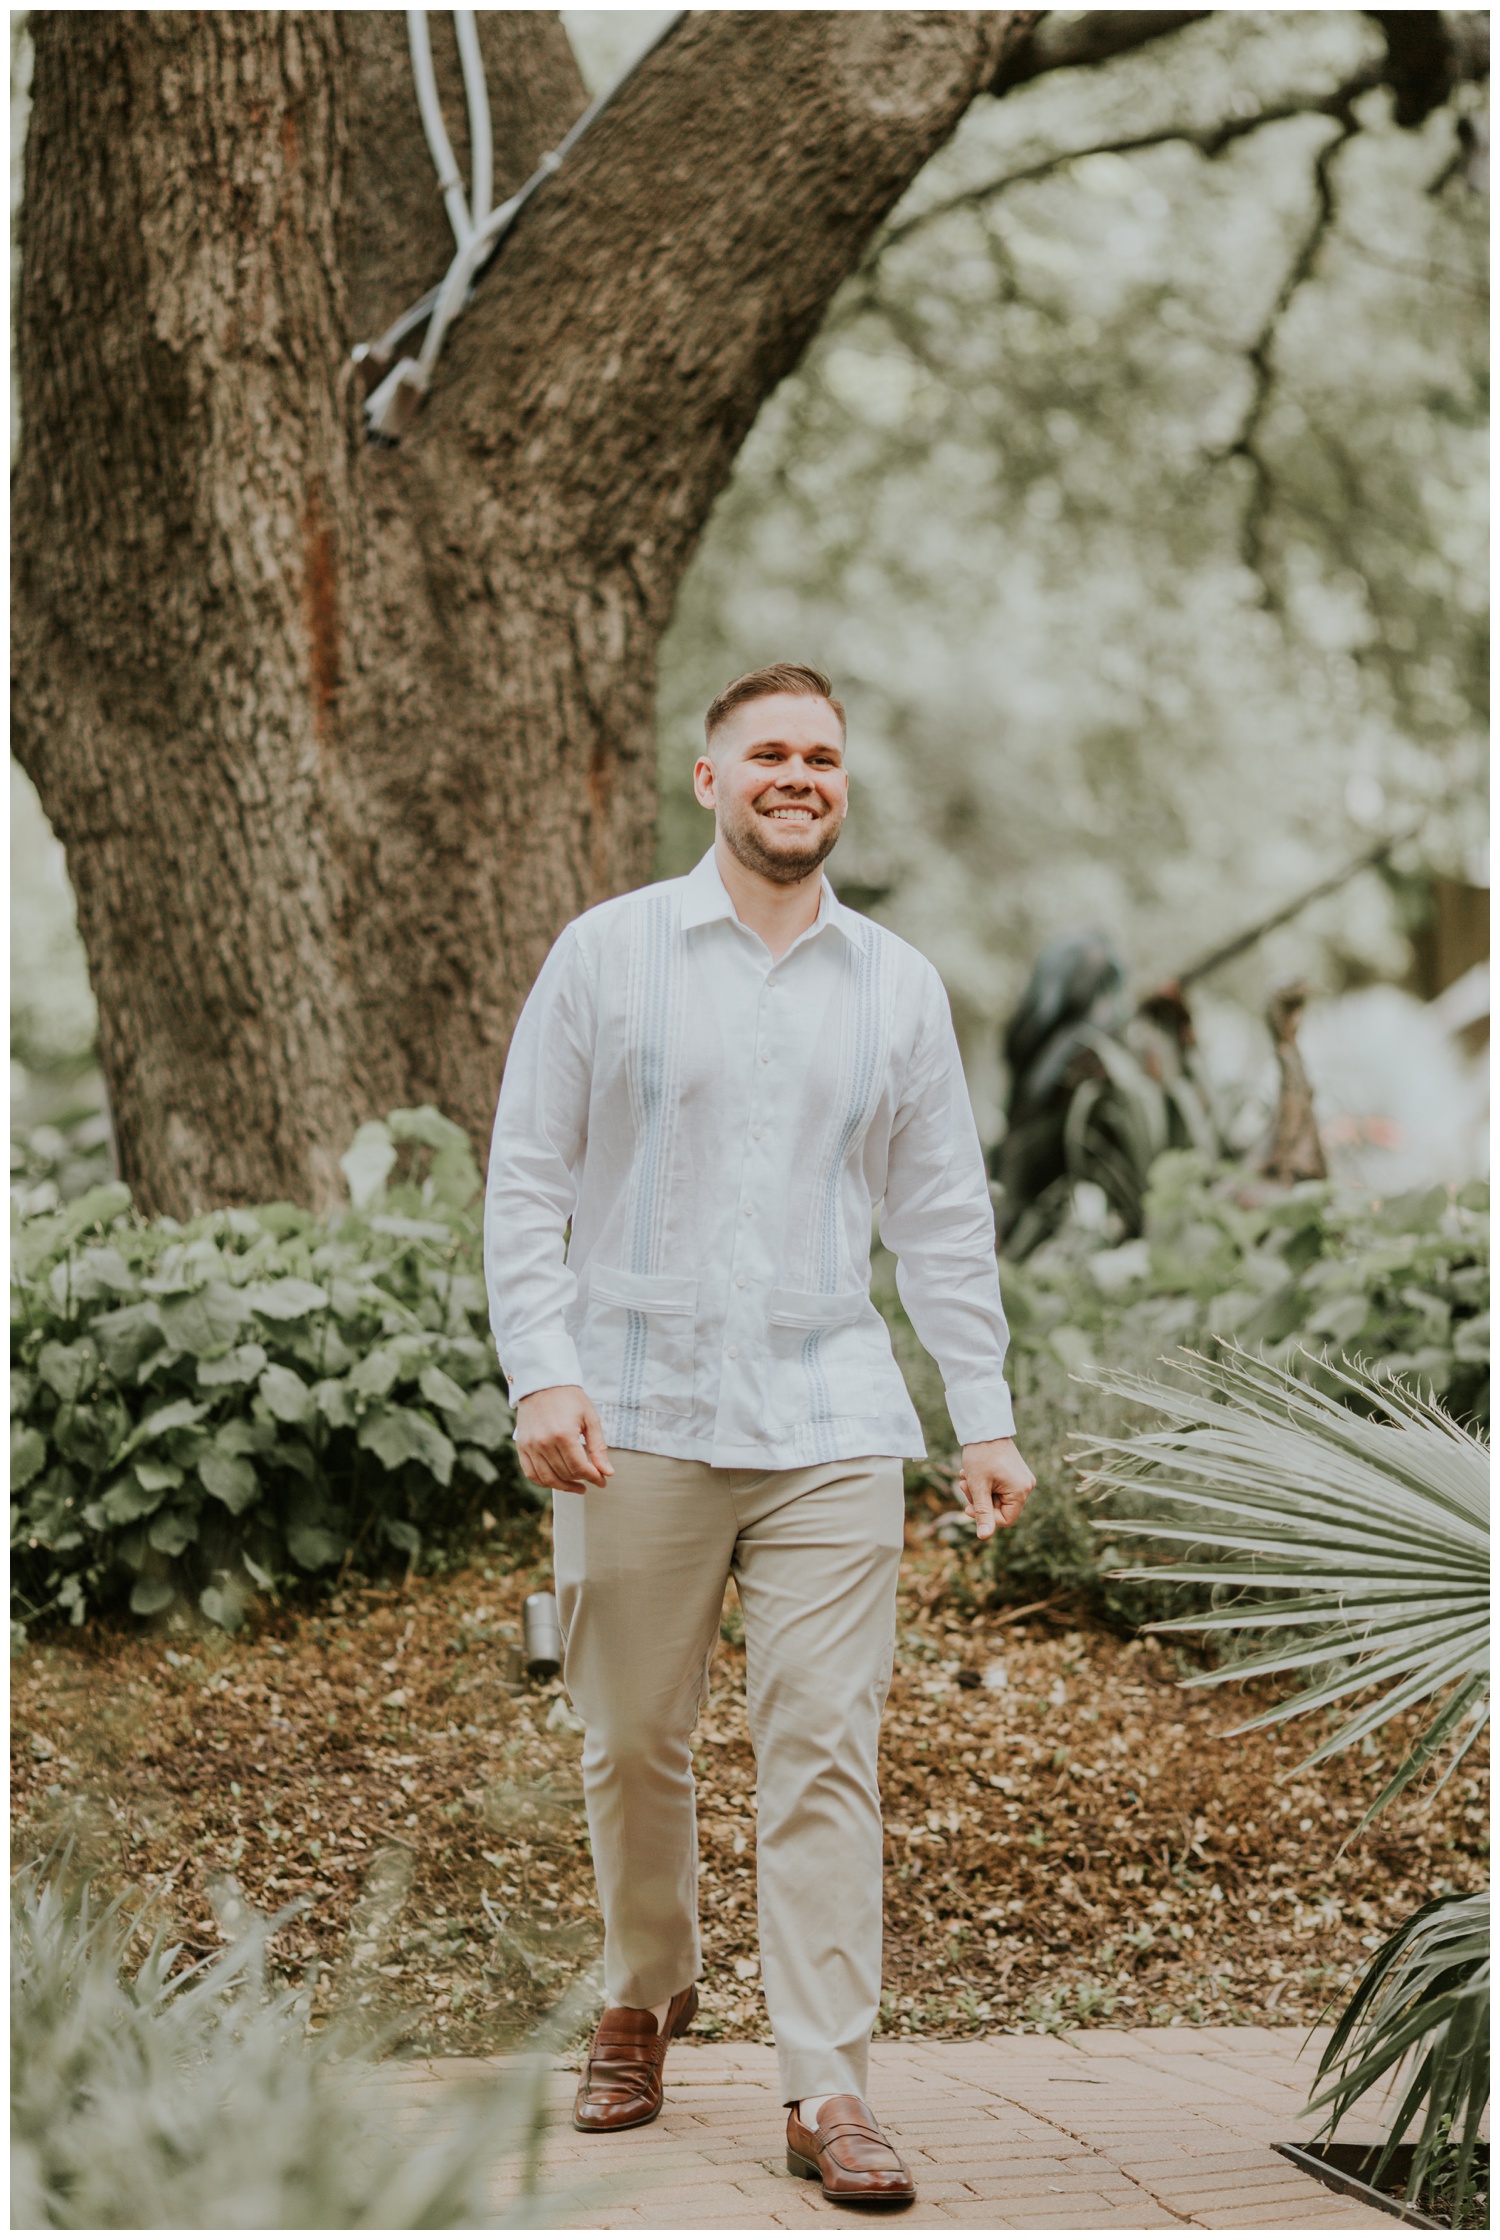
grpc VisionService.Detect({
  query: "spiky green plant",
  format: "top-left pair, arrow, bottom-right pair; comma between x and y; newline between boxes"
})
10,1859 -> 563,2229
1302,1892 -> 1489,2225
1077,1350 -> 1488,2225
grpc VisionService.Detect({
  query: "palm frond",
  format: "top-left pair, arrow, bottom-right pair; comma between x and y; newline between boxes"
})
1077,1348 -> 1489,1819
1303,1890 -> 1490,2226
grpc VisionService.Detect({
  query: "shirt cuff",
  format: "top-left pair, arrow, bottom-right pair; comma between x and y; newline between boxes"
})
503,1332 -> 585,1408
945,1377 -> 1017,1445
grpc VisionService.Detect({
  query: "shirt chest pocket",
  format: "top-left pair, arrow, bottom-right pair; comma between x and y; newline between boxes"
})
578,1265 -> 698,1421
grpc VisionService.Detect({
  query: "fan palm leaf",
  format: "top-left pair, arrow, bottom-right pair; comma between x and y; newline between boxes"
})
1076,1348 -> 1489,1819
1076,1349 -> 1488,2226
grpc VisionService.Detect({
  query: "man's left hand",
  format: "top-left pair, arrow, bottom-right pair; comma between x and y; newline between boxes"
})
957,1437 -> 1036,1540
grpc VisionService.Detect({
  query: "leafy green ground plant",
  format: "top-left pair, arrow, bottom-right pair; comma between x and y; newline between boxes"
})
1079,1351 -> 1489,2224
11,1858 -> 556,2228
11,1110 -> 527,1640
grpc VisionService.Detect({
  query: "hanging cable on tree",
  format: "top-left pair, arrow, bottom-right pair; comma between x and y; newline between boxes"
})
357,10 -> 685,443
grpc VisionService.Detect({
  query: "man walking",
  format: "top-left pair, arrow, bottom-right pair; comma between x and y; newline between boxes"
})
484,664 -> 1033,2207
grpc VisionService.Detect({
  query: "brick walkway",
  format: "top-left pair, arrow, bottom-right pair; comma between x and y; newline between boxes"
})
378,2027 -> 1403,2229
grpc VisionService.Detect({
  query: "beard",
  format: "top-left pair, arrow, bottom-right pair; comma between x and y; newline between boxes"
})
719,798 -> 845,886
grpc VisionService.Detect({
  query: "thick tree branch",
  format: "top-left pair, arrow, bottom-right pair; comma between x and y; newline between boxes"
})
400,12 -> 1032,599
1368,8 -> 1488,126
994,10 -> 1208,94
1220,112 -> 1361,603
875,61 -> 1386,258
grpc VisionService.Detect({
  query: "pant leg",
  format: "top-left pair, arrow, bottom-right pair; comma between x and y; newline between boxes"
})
731,1456 -> 905,2104
552,1450 -> 738,2010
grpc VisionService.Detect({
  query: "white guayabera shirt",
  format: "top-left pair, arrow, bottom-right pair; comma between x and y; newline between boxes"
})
484,849 -> 1015,1468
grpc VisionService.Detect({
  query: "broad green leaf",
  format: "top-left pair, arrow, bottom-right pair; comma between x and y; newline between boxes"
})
458,1446 -> 499,1484
311,1377 -> 357,1429
11,1426 -> 47,1490
159,1281 -> 247,1356
133,1456 -> 185,1494
275,1440 -> 317,1482
100,1473 -> 164,1526
383,1517 -> 421,1557
286,1522 -> 345,1570
348,1347 -> 402,1400
437,1336 -> 492,1387
148,1509 -> 198,1556
199,1582 -> 245,1632
448,1383 -> 513,1449
129,1578 -> 176,1616
259,1364 -> 313,1426
419,1364 -> 469,1415
387,1104 -> 481,1210
55,1180 -> 133,1243
90,1301 -> 167,1380
52,1402 -> 120,1472
47,1246 -> 136,1312
210,1418 -> 275,1458
357,1403 -> 456,1485
198,1450 -> 259,1514
11,1369 -> 36,1414
1305,1292 -> 1370,1347
37,1338 -> 99,1402
115,1396 -> 209,1463
197,1342 -> 269,1389
241,1277 -> 329,1320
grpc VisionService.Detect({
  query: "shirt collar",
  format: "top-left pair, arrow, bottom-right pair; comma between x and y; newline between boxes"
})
679,847 -> 859,944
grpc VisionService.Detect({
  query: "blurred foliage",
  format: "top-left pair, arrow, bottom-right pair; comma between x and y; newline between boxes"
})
10,1111 -> 529,1643
882,1153 -> 1489,1620
10,1859 -> 552,2228
657,11 -> 1487,1125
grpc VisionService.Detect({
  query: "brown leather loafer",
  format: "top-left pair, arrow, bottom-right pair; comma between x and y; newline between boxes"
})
572,1983 -> 698,2132
786,2094 -> 916,2207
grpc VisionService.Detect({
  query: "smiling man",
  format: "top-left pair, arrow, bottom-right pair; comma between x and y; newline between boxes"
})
484,663 -> 1032,2207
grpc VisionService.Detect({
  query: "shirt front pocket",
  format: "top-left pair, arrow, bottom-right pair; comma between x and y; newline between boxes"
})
579,1265 -> 698,1421
766,1287 -> 878,1430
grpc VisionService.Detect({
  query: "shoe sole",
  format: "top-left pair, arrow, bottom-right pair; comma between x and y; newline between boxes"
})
572,1986 -> 700,2134
786,2149 -> 916,2207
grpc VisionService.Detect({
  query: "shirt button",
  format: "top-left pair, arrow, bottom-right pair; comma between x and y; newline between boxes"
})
751,1127 -> 762,1141
736,1274 -> 746,1289
727,1346 -> 739,1361
759,1051 -> 770,1063
743,1204 -> 755,1218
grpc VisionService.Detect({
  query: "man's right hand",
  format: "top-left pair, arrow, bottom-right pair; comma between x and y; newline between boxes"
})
514,1385 -> 613,1493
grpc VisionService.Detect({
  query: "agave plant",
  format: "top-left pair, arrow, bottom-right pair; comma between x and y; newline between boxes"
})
1077,1349 -> 1489,2225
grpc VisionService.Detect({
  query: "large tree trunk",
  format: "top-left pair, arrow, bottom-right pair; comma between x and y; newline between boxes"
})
14,9 -> 1031,1216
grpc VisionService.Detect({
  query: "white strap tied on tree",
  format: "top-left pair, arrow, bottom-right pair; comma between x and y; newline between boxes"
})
358,10 -> 685,445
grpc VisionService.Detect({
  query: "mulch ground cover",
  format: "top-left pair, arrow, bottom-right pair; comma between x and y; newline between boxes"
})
11,1526 -> 1486,2055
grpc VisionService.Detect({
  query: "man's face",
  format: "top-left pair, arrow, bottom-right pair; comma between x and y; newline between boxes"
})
694,693 -> 848,885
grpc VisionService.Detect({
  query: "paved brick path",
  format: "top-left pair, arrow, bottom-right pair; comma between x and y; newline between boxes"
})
379,2027 -> 1402,2228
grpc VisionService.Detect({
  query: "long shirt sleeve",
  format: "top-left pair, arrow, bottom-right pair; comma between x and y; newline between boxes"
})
483,925 -> 595,1407
879,978 -> 1016,1444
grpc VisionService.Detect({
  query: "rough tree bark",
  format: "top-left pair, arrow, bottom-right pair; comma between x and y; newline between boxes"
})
14,9 -> 1036,1215
13,10 -> 1475,1216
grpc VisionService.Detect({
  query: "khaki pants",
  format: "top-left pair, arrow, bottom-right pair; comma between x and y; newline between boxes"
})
552,1450 -> 904,2104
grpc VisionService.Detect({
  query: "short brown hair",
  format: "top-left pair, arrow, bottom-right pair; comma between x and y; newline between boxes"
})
704,662 -> 846,745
